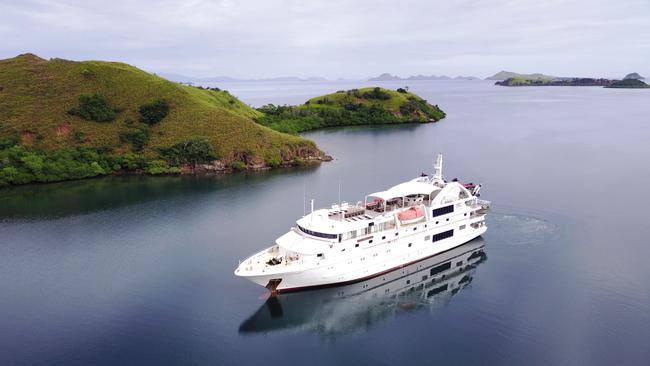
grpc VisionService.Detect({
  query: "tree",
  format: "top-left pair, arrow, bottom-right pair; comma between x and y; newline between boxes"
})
139,99 -> 170,125
68,94 -> 117,122
160,136 -> 217,168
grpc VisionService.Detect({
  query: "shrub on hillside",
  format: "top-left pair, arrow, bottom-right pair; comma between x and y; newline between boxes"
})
230,160 -> 246,170
145,160 -> 181,175
68,94 -> 118,122
119,126 -> 150,151
362,87 -> 391,100
139,99 -> 170,125
159,136 -> 217,167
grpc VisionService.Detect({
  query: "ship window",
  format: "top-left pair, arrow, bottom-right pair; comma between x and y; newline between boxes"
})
431,205 -> 454,218
425,235 -> 431,241
435,221 -> 439,224
382,236 -> 386,240
369,240 -> 373,244
297,225 -> 338,239
317,253 -> 323,258
464,213 -> 467,216
431,229 -> 454,243
459,225 -> 466,230
446,218 -> 450,221
456,261 -> 463,267
395,232 -> 399,236
355,243 -> 359,248
413,227 -> 417,231
408,243 -> 412,247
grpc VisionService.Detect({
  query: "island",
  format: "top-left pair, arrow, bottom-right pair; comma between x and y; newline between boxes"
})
253,87 -> 446,134
490,70 -> 650,88
495,77 -> 615,87
0,54 -> 446,187
485,71 -> 554,81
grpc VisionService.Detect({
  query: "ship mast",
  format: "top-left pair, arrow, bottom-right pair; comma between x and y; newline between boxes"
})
433,153 -> 444,184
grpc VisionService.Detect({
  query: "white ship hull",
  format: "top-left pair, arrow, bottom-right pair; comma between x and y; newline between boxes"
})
242,226 -> 485,292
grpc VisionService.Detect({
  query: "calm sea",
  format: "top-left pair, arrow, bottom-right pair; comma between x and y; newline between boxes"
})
1,80 -> 649,365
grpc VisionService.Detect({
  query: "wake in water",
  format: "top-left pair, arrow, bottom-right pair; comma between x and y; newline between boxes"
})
484,213 -> 557,246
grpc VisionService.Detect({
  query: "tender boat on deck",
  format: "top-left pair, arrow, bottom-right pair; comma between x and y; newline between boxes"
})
234,154 -> 490,293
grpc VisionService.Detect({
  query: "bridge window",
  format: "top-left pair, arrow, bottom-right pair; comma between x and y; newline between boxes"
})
298,225 -> 338,239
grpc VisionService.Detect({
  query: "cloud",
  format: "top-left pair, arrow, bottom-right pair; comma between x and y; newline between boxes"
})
1,0 -> 649,78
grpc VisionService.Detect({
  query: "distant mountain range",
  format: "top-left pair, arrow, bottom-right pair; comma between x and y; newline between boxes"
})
368,73 -> 480,81
159,73 -> 328,83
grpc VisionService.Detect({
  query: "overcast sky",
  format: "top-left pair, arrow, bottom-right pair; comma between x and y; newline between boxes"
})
1,0 -> 649,79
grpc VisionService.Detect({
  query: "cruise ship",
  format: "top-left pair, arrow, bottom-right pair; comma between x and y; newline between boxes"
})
235,154 -> 489,292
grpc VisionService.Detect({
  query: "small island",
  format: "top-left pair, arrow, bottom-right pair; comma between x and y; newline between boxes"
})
254,87 -> 446,134
490,70 -> 650,89
485,70 -> 554,81
495,77 -> 615,87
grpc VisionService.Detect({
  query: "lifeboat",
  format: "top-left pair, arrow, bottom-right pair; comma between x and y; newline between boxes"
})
398,206 -> 425,224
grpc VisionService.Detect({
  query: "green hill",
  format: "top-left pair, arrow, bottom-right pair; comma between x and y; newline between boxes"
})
623,72 -> 645,80
486,70 -> 554,81
0,54 -> 323,186
255,87 -> 446,134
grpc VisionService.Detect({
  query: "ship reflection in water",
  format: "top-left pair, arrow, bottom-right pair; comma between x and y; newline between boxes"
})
239,238 -> 487,337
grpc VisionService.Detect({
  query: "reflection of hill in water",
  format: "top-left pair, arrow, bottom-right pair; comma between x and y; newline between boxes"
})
0,166 -> 317,220
240,239 -> 487,337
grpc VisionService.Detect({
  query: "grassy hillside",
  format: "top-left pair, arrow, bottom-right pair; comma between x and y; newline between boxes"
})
255,87 -> 446,134
0,54 -> 323,186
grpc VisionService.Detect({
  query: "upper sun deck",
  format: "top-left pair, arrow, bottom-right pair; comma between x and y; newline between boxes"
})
292,155 -> 477,240
294,179 -> 470,236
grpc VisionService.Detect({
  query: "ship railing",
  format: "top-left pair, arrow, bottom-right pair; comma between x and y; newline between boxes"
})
476,199 -> 491,208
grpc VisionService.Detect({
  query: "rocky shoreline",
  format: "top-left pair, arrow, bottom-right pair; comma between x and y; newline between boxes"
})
185,154 -> 333,174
